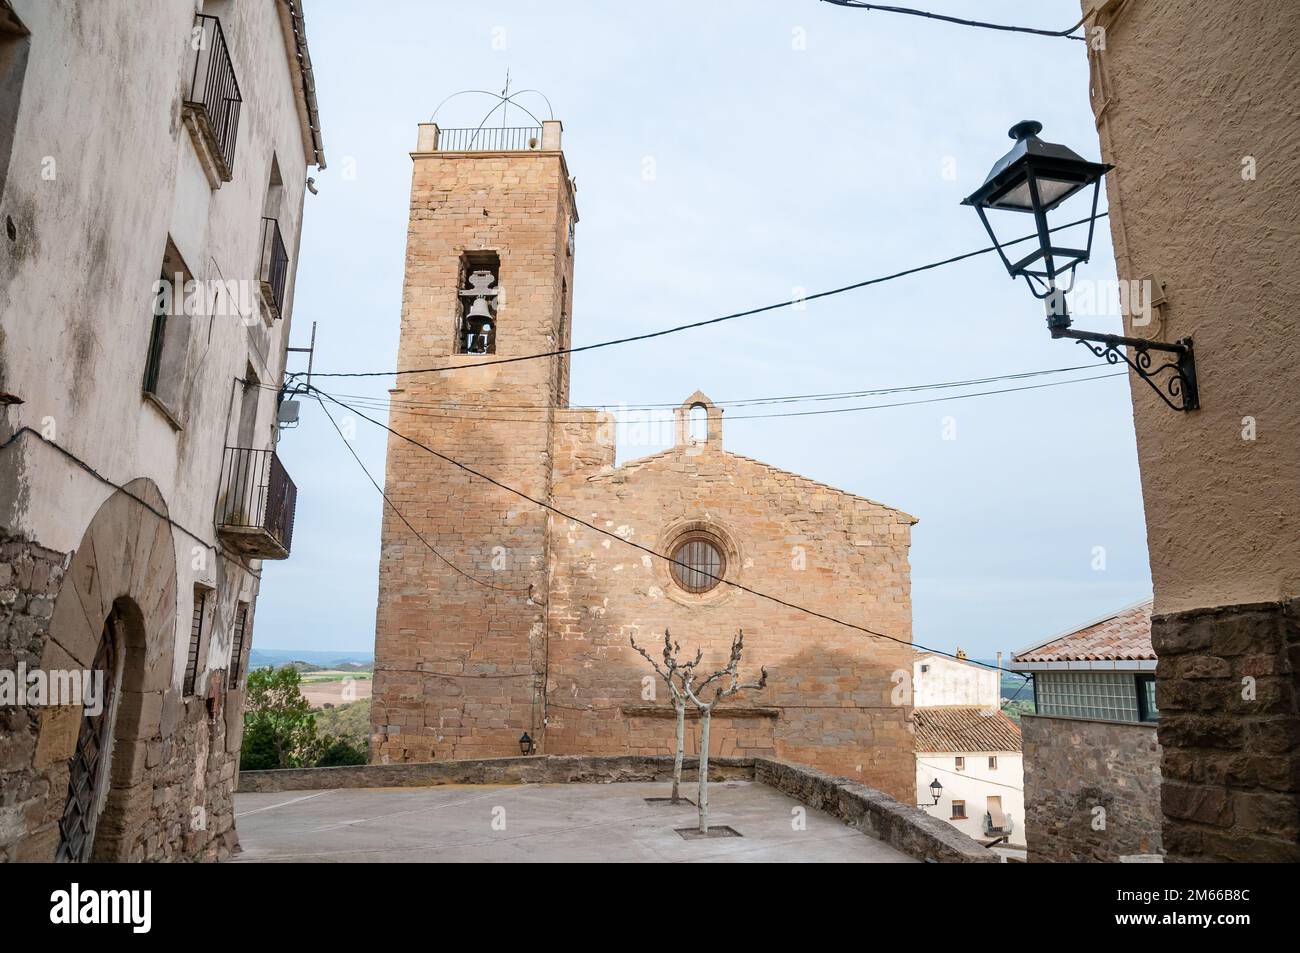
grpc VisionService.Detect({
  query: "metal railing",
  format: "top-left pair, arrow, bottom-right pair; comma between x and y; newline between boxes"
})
438,126 -> 542,152
259,217 -> 289,317
186,15 -> 242,178
983,813 -> 1015,837
216,447 -> 296,557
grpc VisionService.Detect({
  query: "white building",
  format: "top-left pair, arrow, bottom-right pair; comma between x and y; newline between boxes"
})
0,0 -> 323,862
913,653 -> 1025,848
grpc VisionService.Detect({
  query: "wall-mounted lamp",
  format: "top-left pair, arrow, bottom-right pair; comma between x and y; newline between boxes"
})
928,778 -> 943,806
963,120 -> 1199,411
519,732 -> 536,756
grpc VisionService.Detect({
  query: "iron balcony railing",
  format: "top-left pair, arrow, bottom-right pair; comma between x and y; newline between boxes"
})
438,126 -> 543,152
259,217 -> 289,318
185,14 -> 242,180
216,447 -> 296,559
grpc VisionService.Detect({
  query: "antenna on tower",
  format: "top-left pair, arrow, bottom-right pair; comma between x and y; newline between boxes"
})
428,84 -> 555,150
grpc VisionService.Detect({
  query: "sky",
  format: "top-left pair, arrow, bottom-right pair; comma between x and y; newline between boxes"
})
255,0 -> 1153,660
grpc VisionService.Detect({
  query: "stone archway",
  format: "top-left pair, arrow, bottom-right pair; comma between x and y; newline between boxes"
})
30,478 -> 177,862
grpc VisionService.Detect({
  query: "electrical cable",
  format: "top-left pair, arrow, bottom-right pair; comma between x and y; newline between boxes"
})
311,363 -> 1108,413
0,426 -> 260,578
308,383 -> 1031,682
819,0 -> 1087,40
315,390 -> 530,593
297,213 -> 1106,381
326,370 -> 1126,426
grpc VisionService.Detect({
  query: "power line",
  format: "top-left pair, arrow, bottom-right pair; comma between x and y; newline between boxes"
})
299,213 -> 1106,381
315,393 -> 530,593
327,369 -> 1125,425
318,363 -> 1108,413
0,426 -> 259,578
820,0 -> 1087,40
307,383 -> 1028,681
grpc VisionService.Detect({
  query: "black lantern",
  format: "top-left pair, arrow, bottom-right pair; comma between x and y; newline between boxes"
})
928,778 -> 943,806
519,732 -> 535,755
963,120 -> 1199,412
962,120 -> 1111,320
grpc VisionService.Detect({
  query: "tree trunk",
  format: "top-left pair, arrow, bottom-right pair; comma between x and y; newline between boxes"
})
671,696 -> 686,803
697,705 -> 712,833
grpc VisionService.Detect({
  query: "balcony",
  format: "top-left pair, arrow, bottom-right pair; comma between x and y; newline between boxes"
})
258,217 -> 289,319
983,812 -> 1015,839
216,448 -> 296,559
183,15 -> 242,184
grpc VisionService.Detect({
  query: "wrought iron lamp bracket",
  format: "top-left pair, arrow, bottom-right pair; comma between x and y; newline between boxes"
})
1053,327 -> 1199,412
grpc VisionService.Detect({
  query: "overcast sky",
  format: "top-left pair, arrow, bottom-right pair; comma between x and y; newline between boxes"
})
256,0 -> 1152,660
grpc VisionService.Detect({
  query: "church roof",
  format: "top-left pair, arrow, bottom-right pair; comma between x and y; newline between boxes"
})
602,444 -> 918,523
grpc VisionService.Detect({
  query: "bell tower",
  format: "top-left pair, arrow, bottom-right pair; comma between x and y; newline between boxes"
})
372,118 -> 577,762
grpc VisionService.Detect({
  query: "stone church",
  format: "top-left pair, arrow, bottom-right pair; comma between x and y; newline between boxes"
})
373,120 -> 918,800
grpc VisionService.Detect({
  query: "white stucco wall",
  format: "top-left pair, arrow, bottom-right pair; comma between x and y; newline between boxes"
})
0,0 -> 318,694
913,653 -> 1000,708
917,751 -> 1025,847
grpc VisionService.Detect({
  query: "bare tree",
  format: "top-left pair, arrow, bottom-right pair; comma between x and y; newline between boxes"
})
682,629 -> 767,834
630,628 -> 699,803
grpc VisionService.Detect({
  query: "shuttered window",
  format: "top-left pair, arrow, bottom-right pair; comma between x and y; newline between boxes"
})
228,602 -> 249,689
184,586 -> 210,696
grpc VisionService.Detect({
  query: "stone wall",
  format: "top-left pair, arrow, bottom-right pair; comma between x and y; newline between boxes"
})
0,534 -> 67,861
1152,600 -> 1300,862
1021,713 -> 1162,863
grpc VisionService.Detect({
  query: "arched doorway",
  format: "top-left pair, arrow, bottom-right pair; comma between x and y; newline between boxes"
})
36,478 -> 177,862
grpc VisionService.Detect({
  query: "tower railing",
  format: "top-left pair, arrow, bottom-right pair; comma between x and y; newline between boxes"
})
437,126 -> 543,152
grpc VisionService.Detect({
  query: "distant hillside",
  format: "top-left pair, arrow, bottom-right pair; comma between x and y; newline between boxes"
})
249,648 -> 374,670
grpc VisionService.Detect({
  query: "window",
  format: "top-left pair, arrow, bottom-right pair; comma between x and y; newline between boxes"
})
954,756 -> 965,771
1137,674 -> 1159,722
670,535 -> 725,594
988,756 -> 997,770
143,239 -> 193,423
1036,671 -> 1149,723
456,251 -> 500,354
143,269 -> 170,395
184,585 -> 211,696
951,800 -> 966,819
228,602 -> 249,689
920,664 -> 930,673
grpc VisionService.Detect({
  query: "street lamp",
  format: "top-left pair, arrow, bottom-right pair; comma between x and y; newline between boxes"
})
963,120 -> 1199,412
519,732 -> 536,755
928,778 -> 942,806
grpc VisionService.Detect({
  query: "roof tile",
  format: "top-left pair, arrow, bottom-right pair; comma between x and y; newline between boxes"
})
913,706 -> 1022,753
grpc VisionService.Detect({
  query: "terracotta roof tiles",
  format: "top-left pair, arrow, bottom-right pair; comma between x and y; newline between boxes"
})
913,706 -> 1022,753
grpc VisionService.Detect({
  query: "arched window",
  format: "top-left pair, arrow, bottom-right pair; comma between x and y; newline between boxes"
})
688,404 -> 708,443
670,534 -> 725,593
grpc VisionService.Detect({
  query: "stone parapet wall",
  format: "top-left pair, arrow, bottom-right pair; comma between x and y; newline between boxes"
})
1021,713 -> 1162,863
